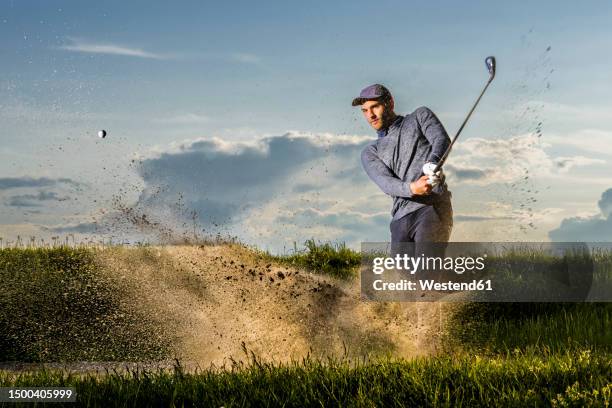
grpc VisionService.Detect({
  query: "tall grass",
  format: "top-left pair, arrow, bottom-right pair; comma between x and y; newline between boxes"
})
446,302 -> 612,355
265,239 -> 361,280
1,352 -> 609,407
0,234 -> 122,250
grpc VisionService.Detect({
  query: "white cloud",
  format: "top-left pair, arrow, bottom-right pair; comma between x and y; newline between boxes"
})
549,188 -> 612,241
88,131 -> 385,251
552,156 -> 606,172
447,133 -> 606,185
145,131 -> 370,159
5,125 -> 608,250
55,38 -> 267,65
146,136 -> 269,158
57,38 -> 170,60
283,130 -> 371,147
547,129 -> 612,156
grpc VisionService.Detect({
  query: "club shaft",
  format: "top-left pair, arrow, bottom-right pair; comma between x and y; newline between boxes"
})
433,76 -> 494,173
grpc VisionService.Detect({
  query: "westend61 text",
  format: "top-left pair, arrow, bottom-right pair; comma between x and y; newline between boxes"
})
372,279 -> 493,291
372,254 -> 487,275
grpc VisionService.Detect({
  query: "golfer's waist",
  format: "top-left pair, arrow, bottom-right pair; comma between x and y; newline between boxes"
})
392,193 -> 451,218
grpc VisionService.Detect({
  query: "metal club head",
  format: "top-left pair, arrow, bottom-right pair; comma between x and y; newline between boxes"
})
485,56 -> 496,79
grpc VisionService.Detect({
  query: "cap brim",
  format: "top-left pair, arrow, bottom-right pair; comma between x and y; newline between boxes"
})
352,96 -> 387,106
351,97 -> 367,106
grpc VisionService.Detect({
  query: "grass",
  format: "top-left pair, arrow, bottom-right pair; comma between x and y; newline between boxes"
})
0,246 -> 173,362
0,243 -> 610,406
0,351 -> 609,407
263,238 -> 361,280
435,247 -> 612,356
446,302 -> 612,355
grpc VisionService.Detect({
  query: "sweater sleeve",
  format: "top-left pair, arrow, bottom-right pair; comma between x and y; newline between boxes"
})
415,106 -> 450,164
361,143 -> 413,198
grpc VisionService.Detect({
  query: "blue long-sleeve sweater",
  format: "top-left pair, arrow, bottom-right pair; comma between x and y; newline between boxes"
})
361,106 -> 452,221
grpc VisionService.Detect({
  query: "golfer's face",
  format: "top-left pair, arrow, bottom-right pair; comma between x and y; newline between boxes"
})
361,100 -> 387,130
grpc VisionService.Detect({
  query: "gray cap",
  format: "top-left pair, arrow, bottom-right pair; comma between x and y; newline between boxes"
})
351,84 -> 392,106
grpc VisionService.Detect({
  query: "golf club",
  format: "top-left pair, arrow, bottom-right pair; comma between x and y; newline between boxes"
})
433,56 -> 496,174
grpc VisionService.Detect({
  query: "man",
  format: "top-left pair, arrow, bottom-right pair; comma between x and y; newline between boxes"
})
355,84 -> 453,246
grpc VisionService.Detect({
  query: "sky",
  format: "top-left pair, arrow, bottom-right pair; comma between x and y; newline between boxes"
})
1,0 -> 612,252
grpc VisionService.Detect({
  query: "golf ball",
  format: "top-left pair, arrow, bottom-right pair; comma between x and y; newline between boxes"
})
98,130 -> 107,139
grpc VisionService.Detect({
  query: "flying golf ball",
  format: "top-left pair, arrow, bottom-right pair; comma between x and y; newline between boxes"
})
98,130 -> 107,139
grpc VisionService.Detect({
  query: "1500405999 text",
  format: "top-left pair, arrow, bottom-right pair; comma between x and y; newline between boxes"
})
0,388 -> 76,403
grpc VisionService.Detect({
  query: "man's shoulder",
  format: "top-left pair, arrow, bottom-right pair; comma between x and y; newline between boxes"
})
361,139 -> 378,155
404,106 -> 435,120
400,106 -> 438,128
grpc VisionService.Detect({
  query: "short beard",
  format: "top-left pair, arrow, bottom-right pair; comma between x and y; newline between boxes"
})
380,106 -> 397,128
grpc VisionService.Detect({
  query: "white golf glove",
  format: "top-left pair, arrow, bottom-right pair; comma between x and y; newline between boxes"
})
422,162 -> 444,187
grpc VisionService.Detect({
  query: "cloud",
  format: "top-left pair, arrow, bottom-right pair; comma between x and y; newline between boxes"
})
58,127 -> 598,250
56,39 -> 262,65
44,222 -> 99,234
598,189 -> 612,218
0,177 -> 79,190
552,156 -> 606,172
3,131 -> 375,249
276,208 -> 388,232
547,129 -> 612,156
66,130 -> 390,250
135,132 -> 369,226
444,165 -> 487,182
57,38 -> 170,59
549,216 -> 612,241
26,125 -> 603,249
447,133 -> 606,185
454,214 -> 514,222
7,191 -> 70,207
549,188 -> 612,241
446,134 -> 548,185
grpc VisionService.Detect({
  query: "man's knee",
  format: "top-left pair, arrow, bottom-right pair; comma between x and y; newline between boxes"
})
390,214 -> 413,244
413,205 -> 447,242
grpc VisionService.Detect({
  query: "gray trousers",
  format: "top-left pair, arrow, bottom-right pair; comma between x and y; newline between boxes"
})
390,200 -> 453,266
389,200 -> 454,295
390,200 -> 453,244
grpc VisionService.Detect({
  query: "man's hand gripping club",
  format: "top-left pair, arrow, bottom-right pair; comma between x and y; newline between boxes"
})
422,162 -> 445,188
409,162 -> 445,195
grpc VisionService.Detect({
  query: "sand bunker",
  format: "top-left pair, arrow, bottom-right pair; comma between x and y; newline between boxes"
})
93,244 -> 452,368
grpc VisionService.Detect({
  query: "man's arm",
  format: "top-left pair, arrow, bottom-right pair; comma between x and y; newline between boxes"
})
415,106 -> 450,164
361,144 -> 413,198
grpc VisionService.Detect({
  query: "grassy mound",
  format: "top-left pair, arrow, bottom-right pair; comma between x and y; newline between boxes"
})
0,247 -> 173,362
446,302 -> 612,354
